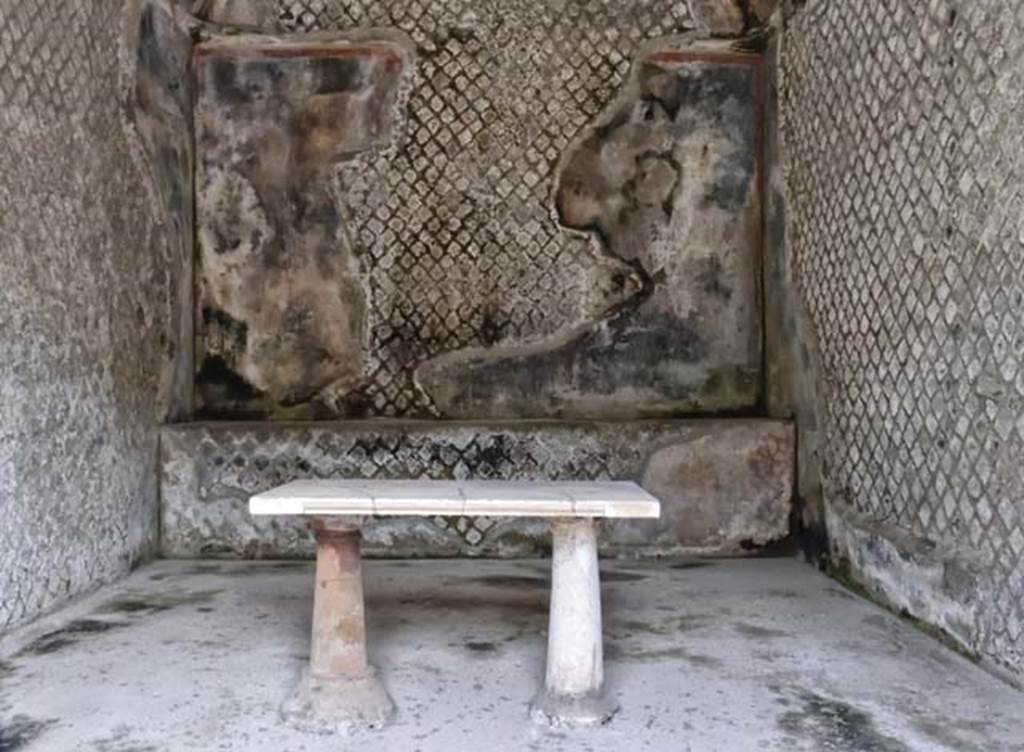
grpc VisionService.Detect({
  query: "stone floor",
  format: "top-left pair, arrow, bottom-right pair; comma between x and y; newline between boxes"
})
1,558 -> 1021,752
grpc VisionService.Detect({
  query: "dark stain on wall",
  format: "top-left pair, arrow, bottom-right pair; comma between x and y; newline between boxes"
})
196,356 -> 267,419
309,57 -> 370,94
698,256 -> 733,300
194,33 -> 413,418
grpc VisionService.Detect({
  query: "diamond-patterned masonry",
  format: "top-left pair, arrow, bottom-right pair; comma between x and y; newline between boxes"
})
783,0 -> 1024,680
0,0 -> 183,630
160,419 -> 793,558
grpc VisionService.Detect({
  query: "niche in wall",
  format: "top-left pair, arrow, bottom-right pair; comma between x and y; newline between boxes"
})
146,2 -> 794,559
192,20 -> 765,420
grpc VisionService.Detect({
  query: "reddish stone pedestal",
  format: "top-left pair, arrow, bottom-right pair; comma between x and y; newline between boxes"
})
282,518 -> 395,733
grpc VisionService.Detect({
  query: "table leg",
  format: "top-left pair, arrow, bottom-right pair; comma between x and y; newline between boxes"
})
283,518 -> 395,733
530,517 -> 618,726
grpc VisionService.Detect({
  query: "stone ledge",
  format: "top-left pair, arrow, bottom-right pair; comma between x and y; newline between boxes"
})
160,419 -> 793,558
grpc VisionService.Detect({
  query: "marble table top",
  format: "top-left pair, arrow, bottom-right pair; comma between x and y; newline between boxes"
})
249,479 -> 660,519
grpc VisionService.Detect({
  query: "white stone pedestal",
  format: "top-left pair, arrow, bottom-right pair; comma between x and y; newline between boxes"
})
283,519 -> 395,733
530,518 -> 618,726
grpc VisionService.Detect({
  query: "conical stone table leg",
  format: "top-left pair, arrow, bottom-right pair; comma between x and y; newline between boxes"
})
283,518 -> 395,733
530,517 -> 618,726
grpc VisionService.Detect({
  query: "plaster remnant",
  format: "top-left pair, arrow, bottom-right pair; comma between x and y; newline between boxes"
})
689,0 -> 778,35
194,0 -> 277,27
133,0 -> 196,421
194,31 -> 415,417
825,503 -> 999,676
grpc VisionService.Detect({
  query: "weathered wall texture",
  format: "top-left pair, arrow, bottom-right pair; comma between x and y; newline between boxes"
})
161,420 -> 793,558
192,2 -> 769,420
0,0 -> 187,631
782,0 -> 1024,683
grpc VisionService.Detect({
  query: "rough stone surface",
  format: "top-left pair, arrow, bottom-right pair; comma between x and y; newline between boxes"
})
2,558 -> 1023,751
160,419 -> 793,558
266,1 -> 777,39
0,0 -> 183,631
783,1 -> 1024,682
190,2 -> 766,420
639,420 -> 793,550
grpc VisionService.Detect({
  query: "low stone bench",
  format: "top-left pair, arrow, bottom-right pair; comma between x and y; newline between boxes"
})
249,479 -> 660,731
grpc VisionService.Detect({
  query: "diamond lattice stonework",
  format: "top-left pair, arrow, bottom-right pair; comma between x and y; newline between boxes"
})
783,0 -> 1024,675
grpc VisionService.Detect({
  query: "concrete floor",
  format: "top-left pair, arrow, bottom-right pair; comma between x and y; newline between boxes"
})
1,558 -> 1021,752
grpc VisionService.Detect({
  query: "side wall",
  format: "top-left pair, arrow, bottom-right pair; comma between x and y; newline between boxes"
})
781,0 -> 1024,683
0,1 -> 185,631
